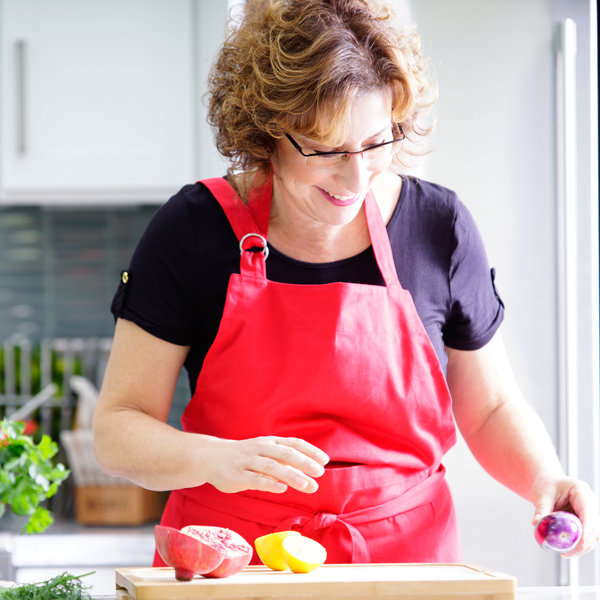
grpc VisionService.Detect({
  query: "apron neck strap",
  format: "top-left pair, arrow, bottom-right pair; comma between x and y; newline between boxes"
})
203,175 -> 400,288
363,190 -> 401,289
202,176 -> 271,278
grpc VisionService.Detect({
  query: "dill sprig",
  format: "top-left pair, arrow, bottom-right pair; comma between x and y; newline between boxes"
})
0,571 -> 94,600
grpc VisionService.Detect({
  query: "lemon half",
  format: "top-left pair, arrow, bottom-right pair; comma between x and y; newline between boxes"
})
255,530 -> 301,571
282,535 -> 327,573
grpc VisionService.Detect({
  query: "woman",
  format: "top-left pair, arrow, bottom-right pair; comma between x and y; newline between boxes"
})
93,0 -> 599,564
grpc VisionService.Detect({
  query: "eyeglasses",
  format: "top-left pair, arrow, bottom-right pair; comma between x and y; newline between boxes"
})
285,124 -> 405,169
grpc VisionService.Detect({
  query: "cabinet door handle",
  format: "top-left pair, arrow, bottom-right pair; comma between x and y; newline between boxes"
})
15,40 -> 27,154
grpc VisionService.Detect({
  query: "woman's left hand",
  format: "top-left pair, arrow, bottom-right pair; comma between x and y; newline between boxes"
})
531,475 -> 600,558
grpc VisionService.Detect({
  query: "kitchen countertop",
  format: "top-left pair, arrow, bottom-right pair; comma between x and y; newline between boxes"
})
3,523 -> 600,599
86,588 -> 600,600
518,588 -> 600,599
0,521 -> 157,595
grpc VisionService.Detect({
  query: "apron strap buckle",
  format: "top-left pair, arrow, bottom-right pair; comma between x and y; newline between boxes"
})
240,233 -> 269,259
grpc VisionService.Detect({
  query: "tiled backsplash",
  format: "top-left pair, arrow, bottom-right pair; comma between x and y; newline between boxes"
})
0,206 -> 154,340
0,205 -> 189,428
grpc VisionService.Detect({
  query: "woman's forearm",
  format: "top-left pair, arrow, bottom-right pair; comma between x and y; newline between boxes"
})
92,318 -> 202,490
458,391 -> 564,502
447,333 -> 564,502
93,406 -> 213,491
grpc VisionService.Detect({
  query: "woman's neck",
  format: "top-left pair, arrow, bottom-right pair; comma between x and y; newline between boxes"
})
267,205 -> 370,263
266,172 -> 401,263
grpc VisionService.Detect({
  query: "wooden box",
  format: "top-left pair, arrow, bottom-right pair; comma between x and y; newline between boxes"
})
75,485 -> 168,526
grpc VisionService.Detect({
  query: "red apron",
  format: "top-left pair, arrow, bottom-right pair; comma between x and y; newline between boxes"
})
155,176 -> 461,565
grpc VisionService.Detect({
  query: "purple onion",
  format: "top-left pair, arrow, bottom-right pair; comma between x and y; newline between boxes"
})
534,511 -> 582,553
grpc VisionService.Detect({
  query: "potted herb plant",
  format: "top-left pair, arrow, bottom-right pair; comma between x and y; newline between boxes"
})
0,419 -> 69,534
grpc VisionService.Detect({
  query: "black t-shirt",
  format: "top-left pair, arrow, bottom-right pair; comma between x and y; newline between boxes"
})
112,176 -> 504,394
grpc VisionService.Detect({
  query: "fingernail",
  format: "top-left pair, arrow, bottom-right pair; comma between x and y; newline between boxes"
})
318,452 -> 329,464
275,482 -> 287,492
295,477 -> 309,489
310,463 -> 325,476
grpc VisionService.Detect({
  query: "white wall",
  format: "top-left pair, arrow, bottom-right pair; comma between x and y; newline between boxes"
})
404,0 -> 597,587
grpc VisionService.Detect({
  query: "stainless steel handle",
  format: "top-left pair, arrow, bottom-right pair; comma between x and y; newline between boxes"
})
15,40 -> 26,154
556,17 -> 578,588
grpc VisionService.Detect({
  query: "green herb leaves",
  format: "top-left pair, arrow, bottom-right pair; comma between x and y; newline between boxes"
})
0,571 -> 94,600
0,419 -> 70,534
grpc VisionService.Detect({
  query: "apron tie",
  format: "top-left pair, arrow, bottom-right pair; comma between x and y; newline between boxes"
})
277,512 -> 372,562
179,465 -> 447,563
304,511 -> 337,532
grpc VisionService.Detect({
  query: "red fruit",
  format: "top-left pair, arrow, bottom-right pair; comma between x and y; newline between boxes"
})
534,511 -> 582,553
154,526 -> 225,581
181,525 -> 253,578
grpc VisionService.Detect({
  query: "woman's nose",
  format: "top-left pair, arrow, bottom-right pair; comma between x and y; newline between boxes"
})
337,152 -> 372,193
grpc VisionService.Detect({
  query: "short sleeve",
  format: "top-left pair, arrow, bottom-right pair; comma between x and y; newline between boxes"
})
442,201 -> 504,350
110,186 -> 199,346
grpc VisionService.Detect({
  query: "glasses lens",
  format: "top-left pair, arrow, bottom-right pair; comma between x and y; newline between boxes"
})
305,153 -> 347,168
304,139 -> 401,169
365,142 -> 395,160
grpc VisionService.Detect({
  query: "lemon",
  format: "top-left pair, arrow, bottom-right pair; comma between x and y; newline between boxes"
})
255,530 -> 301,571
282,535 -> 327,573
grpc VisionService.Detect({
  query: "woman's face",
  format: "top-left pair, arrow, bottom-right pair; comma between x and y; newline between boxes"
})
271,89 -> 395,230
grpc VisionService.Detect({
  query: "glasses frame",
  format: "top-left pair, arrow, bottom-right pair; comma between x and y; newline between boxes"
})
284,123 -> 405,166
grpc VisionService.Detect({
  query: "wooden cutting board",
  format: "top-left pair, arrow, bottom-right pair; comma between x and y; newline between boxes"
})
115,563 -> 516,599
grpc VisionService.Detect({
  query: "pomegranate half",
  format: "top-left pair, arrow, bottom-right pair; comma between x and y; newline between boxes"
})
154,526 -> 225,581
181,525 -> 253,578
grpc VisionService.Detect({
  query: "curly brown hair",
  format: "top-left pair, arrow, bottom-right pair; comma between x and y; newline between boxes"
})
207,0 -> 436,196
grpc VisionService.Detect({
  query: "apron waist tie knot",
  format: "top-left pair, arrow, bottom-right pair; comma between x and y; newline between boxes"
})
180,465 -> 447,564
277,512 -> 371,562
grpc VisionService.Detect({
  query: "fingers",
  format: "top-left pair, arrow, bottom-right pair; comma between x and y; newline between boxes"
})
532,495 -> 555,526
561,484 -> 600,558
531,477 -> 600,558
531,474 -> 573,525
249,437 -> 328,492
273,436 -> 329,472
204,435 -> 329,495
562,522 -> 600,558
243,456 -> 314,493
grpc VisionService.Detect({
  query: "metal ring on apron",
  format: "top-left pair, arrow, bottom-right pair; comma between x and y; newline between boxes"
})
239,233 -> 269,259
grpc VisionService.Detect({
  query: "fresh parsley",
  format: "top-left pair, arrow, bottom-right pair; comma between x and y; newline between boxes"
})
0,419 -> 70,534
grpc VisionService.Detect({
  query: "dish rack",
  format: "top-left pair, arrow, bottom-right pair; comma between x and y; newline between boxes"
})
0,336 -> 167,526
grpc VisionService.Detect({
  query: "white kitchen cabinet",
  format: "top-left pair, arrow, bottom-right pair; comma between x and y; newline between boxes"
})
0,0 -> 197,204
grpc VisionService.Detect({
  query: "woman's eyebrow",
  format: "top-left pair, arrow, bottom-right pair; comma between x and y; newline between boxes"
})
296,125 -> 391,150
366,126 -> 391,138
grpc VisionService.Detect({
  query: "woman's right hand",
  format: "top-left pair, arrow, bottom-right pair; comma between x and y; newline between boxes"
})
200,435 -> 329,494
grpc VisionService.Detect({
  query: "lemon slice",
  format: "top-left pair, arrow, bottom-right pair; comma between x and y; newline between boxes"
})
282,535 -> 327,573
255,531 -> 301,571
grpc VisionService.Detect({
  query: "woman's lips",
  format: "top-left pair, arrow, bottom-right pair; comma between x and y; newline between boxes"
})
317,187 -> 361,207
